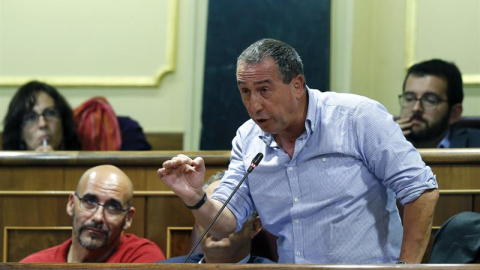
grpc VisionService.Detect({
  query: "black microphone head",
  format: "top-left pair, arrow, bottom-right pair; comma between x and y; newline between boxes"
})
252,153 -> 263,165
247,153 -> 263,172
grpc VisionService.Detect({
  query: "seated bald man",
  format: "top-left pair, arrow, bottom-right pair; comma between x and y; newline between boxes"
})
159,176 -> 275,264
20,165 -> 165,263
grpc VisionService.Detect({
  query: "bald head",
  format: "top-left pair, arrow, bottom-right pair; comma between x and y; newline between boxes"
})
68,165 -> 136,259
76,165 -> 134,204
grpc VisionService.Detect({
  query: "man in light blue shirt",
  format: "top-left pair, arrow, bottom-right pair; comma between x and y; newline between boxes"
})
158,38 -> 439,264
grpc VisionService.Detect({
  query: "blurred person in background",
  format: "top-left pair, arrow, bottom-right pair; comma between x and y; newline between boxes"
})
3,80 -> 152,151
2,80 -> 81,151
396,59 -> 480,148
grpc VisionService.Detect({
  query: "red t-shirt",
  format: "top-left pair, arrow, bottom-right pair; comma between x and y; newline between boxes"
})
20,234 -> 165,263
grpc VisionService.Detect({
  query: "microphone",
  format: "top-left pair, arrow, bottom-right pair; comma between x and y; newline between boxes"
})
247,152 -> 263,173
183,152 -> 264,263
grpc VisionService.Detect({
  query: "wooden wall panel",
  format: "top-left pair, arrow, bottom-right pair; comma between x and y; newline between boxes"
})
1,195 -> 71,227
145,196 -> 195,256
431,165 -> 480,189
167,228 -> 193,258
433,194 -> 473,226
4,227 -> 71,262
127,196 -> 146,237
63,167 -> 90,190
0,168 -> 64,190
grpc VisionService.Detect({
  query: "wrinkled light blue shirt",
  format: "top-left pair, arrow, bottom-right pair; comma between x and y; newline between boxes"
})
212,88 -> 438,264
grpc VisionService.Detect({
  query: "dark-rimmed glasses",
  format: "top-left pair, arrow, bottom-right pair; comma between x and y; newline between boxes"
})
22,108 -> 60,126
74,192 -> 130,217
398,93 -> 448,110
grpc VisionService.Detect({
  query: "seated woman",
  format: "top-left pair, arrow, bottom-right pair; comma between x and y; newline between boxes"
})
3,81 -> 151,151
2,81 -> 81,151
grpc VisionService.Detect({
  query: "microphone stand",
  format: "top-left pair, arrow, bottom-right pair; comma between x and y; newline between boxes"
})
183,153 -> 263,263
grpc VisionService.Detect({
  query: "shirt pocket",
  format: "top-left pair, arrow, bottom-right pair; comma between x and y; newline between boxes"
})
302,153 -> 361,201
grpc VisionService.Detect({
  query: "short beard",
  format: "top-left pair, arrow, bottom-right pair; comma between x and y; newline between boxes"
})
72,213 -> 109,251
76,224 -> 109,251
407,110 -> 450,143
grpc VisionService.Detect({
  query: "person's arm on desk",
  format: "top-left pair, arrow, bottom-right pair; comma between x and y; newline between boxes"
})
399,188 -> 439,263
157,154 -> 237,238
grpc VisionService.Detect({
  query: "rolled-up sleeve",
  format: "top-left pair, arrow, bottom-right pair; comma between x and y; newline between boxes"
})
352,100 -> 438,205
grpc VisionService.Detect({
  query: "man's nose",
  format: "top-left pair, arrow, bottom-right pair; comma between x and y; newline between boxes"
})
91,205 -> 106,223
412,98 -> 423,111
248,93 -> 263,113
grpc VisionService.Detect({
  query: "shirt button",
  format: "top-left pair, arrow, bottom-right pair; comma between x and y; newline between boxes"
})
296,251 -> 301,256
294,197 -> 299,202
322,158 -> 326,162
288,167 -> 294,171
294,219 -> 300,224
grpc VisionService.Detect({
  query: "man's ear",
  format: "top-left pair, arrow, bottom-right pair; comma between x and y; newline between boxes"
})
123,207 -> 136,230
449,103 -> 463,125
66,193 -> 75,217
250,216 -> 263,239
292,74 -> 305,97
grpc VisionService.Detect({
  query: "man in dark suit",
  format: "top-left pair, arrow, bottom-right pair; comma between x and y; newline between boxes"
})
159,177 -> 275,264
448,127 -> 480,148
396,59 -> 480,148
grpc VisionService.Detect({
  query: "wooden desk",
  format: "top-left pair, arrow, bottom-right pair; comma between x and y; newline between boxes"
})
1,149 -> 480,262
0,263 -> 479,269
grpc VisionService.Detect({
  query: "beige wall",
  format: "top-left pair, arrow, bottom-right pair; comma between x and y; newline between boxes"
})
1,0 -> 479,150
0,0 -> 208,150
332,0 -> 480,117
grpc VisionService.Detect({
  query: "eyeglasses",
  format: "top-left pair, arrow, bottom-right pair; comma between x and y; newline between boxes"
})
398,93 -> 448,110
74,192 -> 130,217
22,108 -> 60,126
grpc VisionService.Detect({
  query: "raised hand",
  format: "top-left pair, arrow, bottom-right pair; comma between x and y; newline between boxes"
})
157,154 -> 206,205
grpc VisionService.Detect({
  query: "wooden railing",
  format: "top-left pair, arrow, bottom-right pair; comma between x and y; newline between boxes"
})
1,149 -> 480,263
1,263 -> 479,269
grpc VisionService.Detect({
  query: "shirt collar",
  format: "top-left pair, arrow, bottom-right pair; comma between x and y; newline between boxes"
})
437,129 -> 451,148
304,86 -> 316,134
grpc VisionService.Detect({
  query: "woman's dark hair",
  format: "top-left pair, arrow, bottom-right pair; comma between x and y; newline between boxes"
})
2,81 -> 81,150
